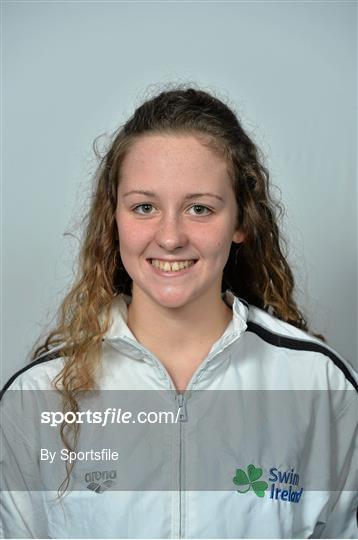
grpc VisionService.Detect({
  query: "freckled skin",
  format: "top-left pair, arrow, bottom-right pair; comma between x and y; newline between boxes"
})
116,133 -> 245,311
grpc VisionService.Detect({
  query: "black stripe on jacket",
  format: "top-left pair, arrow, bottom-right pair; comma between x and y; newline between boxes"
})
246,321 -> 358,392
0,350 -> 62,401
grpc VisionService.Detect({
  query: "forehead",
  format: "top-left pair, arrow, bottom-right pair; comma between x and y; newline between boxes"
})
119,133 -> 230,191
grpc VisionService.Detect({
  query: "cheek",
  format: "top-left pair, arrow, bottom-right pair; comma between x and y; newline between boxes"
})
200,224 -> 235,255
116,214 -> 132,254
116,211 -> 133,239
116,213 -> 149,252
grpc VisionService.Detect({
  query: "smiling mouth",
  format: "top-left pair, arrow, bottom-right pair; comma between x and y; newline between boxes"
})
148,259 -> 198,273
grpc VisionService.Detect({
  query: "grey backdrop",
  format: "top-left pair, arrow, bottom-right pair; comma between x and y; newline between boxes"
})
2,0 -> 357,385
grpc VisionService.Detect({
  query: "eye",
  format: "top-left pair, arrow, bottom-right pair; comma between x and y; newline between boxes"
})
132,203 -> 155,215
187,204 -> 212,216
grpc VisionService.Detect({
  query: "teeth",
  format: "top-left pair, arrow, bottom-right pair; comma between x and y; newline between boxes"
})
150,259 -> 196,272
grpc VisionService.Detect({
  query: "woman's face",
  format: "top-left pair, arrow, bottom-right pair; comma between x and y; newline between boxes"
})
116,133 -> 245,310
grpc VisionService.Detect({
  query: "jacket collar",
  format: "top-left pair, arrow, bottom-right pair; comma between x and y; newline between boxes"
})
104,290 -> 248,355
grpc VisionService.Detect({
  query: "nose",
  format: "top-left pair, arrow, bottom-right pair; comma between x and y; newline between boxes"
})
154,212 -> 188,252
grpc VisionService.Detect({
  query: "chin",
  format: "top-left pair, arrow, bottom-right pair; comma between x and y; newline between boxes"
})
145,286 -> 196,309
151,293 -> 190,309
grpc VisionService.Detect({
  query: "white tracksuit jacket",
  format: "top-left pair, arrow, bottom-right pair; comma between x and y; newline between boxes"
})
1,291 -> 357,539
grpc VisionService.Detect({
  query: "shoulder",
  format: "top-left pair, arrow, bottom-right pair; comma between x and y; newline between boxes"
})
0,346 -> 66,400
243,302 -> 357,392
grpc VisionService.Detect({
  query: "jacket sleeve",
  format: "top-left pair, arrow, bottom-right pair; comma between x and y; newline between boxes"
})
317,394 -> 358,538
1,490 -> 48,539
0,390 -> 48,539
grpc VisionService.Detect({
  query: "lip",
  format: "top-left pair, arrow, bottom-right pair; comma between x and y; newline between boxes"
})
146,258 -> 198,277
147,258 -> 198,262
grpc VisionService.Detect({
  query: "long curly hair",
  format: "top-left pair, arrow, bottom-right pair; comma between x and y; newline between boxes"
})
31,84 -> 323,493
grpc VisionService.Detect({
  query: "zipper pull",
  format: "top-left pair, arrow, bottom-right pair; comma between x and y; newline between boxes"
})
176,393 -> 188,422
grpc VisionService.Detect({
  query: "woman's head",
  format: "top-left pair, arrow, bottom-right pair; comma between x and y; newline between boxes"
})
87,87 -> 287,306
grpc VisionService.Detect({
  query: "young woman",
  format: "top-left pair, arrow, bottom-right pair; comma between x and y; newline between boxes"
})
1,87 -> 357,539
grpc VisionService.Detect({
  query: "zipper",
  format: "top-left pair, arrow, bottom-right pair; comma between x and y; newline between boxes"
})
176,392 -> 187,539
176,392 -> 187,422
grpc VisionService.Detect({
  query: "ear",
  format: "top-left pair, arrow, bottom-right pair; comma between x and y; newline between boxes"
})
232,229 -> 246,244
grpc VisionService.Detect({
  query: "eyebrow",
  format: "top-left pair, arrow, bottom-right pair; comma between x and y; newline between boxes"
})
122,190 -> 224,202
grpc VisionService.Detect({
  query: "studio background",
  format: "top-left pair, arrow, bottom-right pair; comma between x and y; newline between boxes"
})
2,0 -> 357,384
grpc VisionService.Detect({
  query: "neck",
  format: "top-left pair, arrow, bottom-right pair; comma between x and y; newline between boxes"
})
126,288 -> 232,350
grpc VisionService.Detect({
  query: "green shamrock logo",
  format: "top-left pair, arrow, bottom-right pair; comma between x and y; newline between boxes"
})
233,464 -> 268,498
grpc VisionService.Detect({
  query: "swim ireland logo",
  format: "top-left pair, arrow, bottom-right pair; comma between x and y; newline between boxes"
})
233,465 -> 268,497
233,465 -> 304,504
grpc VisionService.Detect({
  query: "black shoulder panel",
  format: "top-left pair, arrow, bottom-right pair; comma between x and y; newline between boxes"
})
246,321 -> 358,392
0,350 -> 63,401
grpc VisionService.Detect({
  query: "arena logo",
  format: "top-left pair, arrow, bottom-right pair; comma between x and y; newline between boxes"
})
85,469 -> 117,494
233,464 -> 304,503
